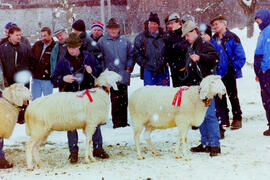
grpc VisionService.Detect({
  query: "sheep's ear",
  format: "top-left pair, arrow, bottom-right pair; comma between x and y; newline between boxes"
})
111,82 -> 118,90
199,78 -> 210,100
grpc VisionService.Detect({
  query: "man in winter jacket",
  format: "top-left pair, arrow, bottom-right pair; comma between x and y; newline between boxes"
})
0,22 -> 31,48
72,19 -> 102,61
133,12 -> 170,86
0,26 -> 33,169
182,20 -> 221,157
31,27 -> 55,100
210,14 -> 246,130
98,18 -> 134,128
50,25 -> 68,75
51,33 -> 109,163
254,9 -> 270,136
164,12 -> 189,87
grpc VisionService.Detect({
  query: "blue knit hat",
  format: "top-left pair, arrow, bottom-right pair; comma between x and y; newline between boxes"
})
5,22 -> 17,29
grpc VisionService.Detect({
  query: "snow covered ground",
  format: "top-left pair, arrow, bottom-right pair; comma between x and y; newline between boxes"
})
1,25 -> 270,180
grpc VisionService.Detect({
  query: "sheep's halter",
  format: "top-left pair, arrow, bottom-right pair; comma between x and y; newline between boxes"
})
77,89 -> 96,102
172,86 -> 189,107
198,87 -> 212,107
1,97 -> 22,111
95,84 -> 110,95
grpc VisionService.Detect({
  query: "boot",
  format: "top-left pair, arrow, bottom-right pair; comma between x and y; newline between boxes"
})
220,126 -> 225,139
231,120 -> 242,130
190,144 -> 210,153
68,152 -> 78,164
263,128 -> 270,136
0,158 -> 13,169
210,146 -> 221,157
93,148 -> 109,159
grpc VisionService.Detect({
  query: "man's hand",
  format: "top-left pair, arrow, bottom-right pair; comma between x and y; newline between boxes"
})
84,65 -> 92,74
63,75 -> 76,83
190,54 -> 200,62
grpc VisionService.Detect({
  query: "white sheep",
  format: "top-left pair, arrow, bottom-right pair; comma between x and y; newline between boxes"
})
129,75 -> 226,160
0,83 -> 32,139
25,70 -> 122,170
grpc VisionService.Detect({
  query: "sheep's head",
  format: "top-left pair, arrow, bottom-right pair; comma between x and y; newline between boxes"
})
96,69 -> 122,90
2,83 -> 32,106
199,75 -> 226,100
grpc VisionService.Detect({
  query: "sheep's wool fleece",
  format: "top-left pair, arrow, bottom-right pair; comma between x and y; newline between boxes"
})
0,98 -> 19,138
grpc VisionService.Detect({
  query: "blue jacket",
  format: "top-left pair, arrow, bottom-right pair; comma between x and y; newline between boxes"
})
254,9 -> 270,75
211,30 -> 246,78
51,50 -> 102,92
98,33 -> 134,85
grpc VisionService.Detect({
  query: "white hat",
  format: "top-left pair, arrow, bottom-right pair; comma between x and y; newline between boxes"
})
181,14 -> 195,24
168,12 -> 180,22
182,20 -> 197,37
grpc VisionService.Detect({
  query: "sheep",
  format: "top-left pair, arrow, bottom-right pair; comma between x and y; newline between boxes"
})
25,69 -> 122,170
0,83 -> 32,139
129,75 -> 226,160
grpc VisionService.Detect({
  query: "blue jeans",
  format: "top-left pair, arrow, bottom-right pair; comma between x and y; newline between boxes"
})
67,125 -> 103,153
0,138 -> 4,159
199,99 -> 221,147
143,67 -> 170,86
31,78 -> 53,100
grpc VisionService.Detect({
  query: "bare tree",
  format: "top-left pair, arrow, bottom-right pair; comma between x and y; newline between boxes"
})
52,0 -> 76,34
107,0 -> 112,19
100,0 -> 105,25
238,0 -> 257,37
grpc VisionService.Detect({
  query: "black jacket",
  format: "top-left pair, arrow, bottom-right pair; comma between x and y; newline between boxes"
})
0,41 -> 33,86
31,39 -> 56,80
164,28 -> 190,87
183,36 -> 220,86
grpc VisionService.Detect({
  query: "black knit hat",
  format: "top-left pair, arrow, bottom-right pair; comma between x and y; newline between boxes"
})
148,12 -> 160,25
72,19 -> 86,32
65,32 -> 82,48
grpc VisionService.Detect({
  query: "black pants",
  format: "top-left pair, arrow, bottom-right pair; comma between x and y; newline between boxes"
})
220,66 -> 242,123
110,84 -> 128,128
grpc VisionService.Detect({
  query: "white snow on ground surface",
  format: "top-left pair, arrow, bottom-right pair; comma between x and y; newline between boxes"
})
1,24 -> 270,180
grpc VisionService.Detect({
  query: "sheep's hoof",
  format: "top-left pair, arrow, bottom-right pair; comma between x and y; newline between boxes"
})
27,168 -> 34,171
84,160 -> 91,164
137,156 -> 145,160
175,156 -> 182,159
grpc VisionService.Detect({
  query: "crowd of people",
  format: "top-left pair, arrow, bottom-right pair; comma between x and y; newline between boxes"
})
0,8 -> 269,169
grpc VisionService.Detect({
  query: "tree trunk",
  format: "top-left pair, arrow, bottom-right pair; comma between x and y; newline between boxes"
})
107,0 -> 111,20
100,0 -> 105,26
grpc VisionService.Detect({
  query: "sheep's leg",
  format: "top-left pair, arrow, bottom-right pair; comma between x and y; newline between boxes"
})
33,140 -> 44,168
84,127 -> 96,164
144,127 -> 160,156
176,126 -> 190,161
26,139 -> 35,171
134,125 -> 144,160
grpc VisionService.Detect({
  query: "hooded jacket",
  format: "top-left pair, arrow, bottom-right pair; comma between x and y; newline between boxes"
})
254,9 -> 270,76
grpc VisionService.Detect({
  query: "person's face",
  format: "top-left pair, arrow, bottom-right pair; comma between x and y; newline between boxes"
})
184,29 -> 198,44
107,27 -> 120,38
212,20 -> 226,34
91,27 -> 103,39
67,46 -> 80,57
167,20 -> 180,32
201,32 -> 211,41
55,31 -> 68,44
41,31 -> 52,44
148,21 -> 159,34
9,30 -> 21,44
255,18 -> 262,25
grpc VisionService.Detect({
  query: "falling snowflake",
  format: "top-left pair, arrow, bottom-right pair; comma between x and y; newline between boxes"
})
152,113 -> 159,122
114,58 -> 120,66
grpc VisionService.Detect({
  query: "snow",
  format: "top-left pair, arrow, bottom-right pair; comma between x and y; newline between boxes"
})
242,0 -> 252,7
1,24 -> 270,179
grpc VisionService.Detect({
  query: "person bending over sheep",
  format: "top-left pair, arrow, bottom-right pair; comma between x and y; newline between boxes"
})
51,32 -> 108,164
181,20 -> 221,156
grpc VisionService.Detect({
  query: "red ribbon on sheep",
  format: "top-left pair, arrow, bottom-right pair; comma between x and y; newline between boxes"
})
77,89 -> 96,102
172,86 -> 189,107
